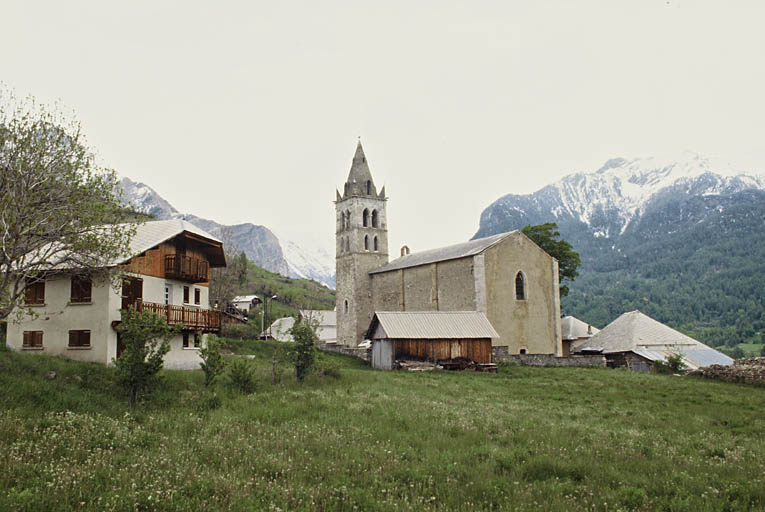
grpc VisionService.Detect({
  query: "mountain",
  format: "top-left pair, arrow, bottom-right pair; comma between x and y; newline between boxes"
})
119,178 -> 336,288
475,153 -> 765,347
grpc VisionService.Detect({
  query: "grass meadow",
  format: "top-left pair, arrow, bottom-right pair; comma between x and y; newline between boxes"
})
0,340 -> 763,511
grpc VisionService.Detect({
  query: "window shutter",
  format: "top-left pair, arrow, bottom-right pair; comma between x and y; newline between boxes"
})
23,331 -> 30,347
34,331 -> 43,348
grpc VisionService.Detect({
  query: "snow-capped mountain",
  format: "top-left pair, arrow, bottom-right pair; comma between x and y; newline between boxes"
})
119,177 -> 336,289
476,152 -> 765,241
474,152 -> 765,341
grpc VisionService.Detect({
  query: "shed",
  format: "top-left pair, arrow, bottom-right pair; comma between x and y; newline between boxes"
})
560,315 -> 599,356
575,310 -> 733,371
367,311 -> 499,370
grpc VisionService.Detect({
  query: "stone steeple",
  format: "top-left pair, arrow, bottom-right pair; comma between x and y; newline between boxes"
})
342,141 -> 385,199
335,140 -> 389,346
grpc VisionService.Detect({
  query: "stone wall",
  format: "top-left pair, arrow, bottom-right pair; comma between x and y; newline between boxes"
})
492,347 -> 606,367
318,343 -> 370,363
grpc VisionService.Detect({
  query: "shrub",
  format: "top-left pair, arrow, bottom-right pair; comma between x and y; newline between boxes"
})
315,362 -> 341,379
225,358 -> 257,394
653,352 -> 686,374
199,335 -> 226,387
113,310 -> 176,408
288,319 -> 317,382
221,323 -> 260,341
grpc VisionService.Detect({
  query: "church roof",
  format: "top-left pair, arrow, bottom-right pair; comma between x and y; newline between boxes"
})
369,231 -> 517,274
368,311 -> 499,340
561,315 -> 599,341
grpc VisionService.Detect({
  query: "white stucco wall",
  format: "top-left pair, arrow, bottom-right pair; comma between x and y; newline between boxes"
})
8,271 -> 212,369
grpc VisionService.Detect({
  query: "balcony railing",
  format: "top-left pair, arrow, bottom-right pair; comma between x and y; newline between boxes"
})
164,255 -> 210,283
133,300 -> 221,332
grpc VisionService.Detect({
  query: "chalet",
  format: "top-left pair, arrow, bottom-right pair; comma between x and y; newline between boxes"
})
574,310 -> 733,372
231,295 -> 262,315
6,220 -> 226,369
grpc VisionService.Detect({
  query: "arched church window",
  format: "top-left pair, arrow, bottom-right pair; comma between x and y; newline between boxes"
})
515,271 -> 526,300
345,237 -> 350,252
344,299 -> 349,315
346,210 -> 351,230
373,236 -> 378,252
364,235 -> 370,251
371,210 -> 378,228
366,180 -> 371,195
362,209 -> 369,227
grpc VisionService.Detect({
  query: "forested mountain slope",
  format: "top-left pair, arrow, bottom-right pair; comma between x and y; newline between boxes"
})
475,154 -> 765,348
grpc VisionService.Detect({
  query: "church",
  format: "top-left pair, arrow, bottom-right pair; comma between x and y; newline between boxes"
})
335,142 -> 562,357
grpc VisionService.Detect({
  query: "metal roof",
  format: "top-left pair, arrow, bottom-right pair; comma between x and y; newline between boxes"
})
561,315 -> 600,341
577,310 -> 732,367
124,219 -> 222,264
233,295 -> 261,304
632,348 -> 733,370
369,311 -> 499,340
369,231 -> 518,274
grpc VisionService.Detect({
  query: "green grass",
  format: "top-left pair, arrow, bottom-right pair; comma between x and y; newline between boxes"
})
734,343 -> 764,357
0,342 -> 763,511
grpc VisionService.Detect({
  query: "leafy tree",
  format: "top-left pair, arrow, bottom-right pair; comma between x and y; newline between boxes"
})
199,335 -> 226,387
522,223 -> 581,297
0,91 -> 135,321
225,358 -> 257,394
113,309 -> 176,408
288,317 -> 318,382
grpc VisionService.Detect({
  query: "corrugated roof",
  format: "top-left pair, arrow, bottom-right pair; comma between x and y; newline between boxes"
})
369,231 -> 517,274
561,315 -> 600,341
577,310 -> 732,368
369,311 -> 499,340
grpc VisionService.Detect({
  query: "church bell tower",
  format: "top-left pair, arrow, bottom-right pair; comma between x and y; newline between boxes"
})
335,141 -> 389,346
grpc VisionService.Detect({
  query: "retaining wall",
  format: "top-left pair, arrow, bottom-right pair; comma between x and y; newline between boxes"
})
317,343 -> 370,362
492,347 -> 606,367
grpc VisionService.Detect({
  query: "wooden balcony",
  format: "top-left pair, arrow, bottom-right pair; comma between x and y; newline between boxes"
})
134,300 -> 221,332
164,255 -> 210,283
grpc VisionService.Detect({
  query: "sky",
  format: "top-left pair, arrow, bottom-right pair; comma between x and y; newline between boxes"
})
2,0 -> 764,256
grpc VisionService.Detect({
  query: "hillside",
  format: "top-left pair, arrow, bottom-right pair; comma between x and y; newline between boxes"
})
0,348 -> 762,510
475,154 -> 765,348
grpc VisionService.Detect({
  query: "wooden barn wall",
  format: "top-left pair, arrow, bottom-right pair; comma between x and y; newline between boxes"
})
393,339 -> 492,364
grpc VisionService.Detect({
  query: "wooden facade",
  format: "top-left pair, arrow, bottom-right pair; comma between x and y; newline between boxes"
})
393,338 -> 493,364
123,234 -> 220,285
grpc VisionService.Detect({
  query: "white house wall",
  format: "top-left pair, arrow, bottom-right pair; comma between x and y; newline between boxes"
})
8,271 -> 212,369
7,275 -> 117,364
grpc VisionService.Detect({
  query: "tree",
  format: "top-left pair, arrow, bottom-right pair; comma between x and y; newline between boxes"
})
199,335 -> 226,387
288,317 -> 318,382
113,309 -> 176,408
521,223 -> 581,297
0,91 -> 134,321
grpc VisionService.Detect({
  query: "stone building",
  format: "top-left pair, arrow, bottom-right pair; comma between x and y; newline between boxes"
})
335,142 -> 562,355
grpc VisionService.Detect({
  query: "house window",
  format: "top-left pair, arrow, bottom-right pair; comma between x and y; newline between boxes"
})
182,332 -> 190,348
23,331 -> 43,349
24,281 -> 45,305
515,272 -> 526,300
68,330 -> 91,348
362,209 -> 369,227
371,210 -> 378,228
70,276 -> 92,303
183,286 -> 190,304
194,288 -> 201,305
194,332 -> 201,348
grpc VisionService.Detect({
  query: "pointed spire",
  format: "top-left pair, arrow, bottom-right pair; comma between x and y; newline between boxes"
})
343,139 -> 376,198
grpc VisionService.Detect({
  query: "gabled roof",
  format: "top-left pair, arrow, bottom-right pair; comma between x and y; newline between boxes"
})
299,309 -> 336,327
370,231 -> 517,274
577,310 -> 733,367
368,311 -> 499,340
233,295 -> 262,304
561,315 -> 599,341
123,219 -> 225,267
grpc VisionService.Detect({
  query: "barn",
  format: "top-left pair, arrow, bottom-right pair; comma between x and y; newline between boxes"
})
367,311 -> 499,370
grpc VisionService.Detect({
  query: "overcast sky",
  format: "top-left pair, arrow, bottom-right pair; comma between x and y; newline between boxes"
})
2,0 -> 764,255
